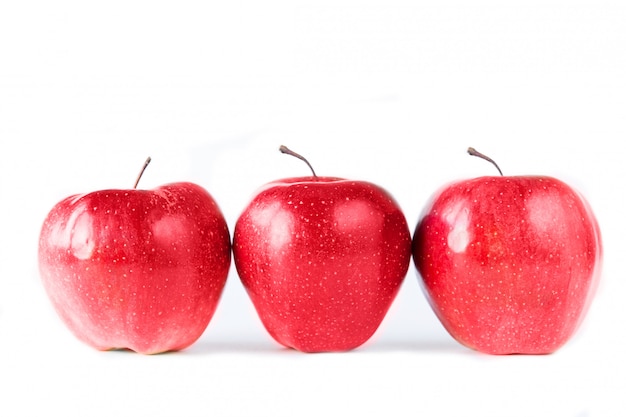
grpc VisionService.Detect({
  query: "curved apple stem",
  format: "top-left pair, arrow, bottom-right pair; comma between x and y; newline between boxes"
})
134,157 -> 152,189
279,145 -> 317,177
467,147 -> 503,176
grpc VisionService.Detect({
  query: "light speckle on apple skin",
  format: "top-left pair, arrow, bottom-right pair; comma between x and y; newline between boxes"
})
413,176 -> 602,355
233,177 -> 412,353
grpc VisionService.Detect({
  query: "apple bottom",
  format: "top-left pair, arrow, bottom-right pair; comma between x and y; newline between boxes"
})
425,290 -> 592,355
246,266 -> 404,353
42,264 -> 225,354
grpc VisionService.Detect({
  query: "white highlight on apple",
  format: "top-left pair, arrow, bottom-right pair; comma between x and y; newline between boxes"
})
444,201 -> 471,253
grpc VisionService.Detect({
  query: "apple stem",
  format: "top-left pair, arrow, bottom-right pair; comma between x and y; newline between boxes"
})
467,147 -> 503,176
133,157 -> 152,189
279,145 -> 317,177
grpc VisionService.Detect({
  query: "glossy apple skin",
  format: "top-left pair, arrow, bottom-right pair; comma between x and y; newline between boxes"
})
413,176 -> 602,354
233,176 -> 412,352
38,182 -> 231,354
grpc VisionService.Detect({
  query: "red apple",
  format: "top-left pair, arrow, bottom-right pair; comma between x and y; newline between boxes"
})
232,146 -> 412,352
38,158 -> 231,354
412,148 -> 602,354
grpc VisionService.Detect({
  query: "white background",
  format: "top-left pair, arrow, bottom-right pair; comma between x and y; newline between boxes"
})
1,1 -> 624,416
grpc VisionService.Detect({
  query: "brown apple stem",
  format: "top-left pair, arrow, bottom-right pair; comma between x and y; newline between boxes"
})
279,145 -> 317,177
467,147 -> 503,176
133,157 -> 152,189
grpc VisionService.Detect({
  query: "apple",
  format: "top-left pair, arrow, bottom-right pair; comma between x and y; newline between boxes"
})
38,158 -> 231,354
232,146 -> 412,352
412,148 -> 602,354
